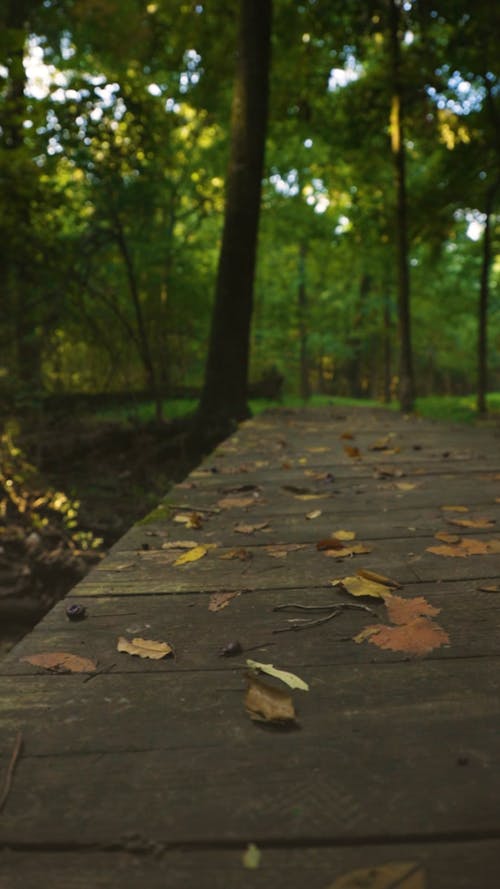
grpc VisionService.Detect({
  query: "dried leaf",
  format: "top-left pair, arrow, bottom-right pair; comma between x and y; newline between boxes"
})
440,505 -> 469,513
294,492 -> 330,501
331,575 -> 390,600
344,445 -> 361,458
333,529 -> 356,541
161,540 -> 198,550
117,637 -> 173,659
326,860 -> 426,888
208,591 -> 240,612
306,509 -> 322,520
385,594 -> 440,625
265,544 -> 307,559
234,521 -> 269,534
173,545 -> 209,566
246,659 -> 309,691
447,516 -> 496,529
374,466 -> 405,479
317,537 -> 345,551
114,562 -> 135,571
356,618 -> 449,657
323,543 -> 372,558
477,583 -> 500,593
340,432 -> 354,440
306,446 -> 329,453
427,538 -> 489,558
173,512 -> 203,529
245,674 -> 296,724
356,568 -> 401,588
218,496 -> 258,509
219,548 -> 252,561
434,531 -> 461,543
369,434 -> 395,451
242,843 -> 261,870
395,481 -> 417,491
21,652 -> 97,673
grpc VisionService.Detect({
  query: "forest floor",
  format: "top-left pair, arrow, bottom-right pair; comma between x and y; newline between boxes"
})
0,413 -> 203,656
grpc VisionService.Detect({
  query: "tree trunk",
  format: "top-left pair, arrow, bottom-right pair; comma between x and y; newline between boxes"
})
477,185 -> 495,415
298,243 -> 311,401
383,289 -> 392,403
195,0 -> 272,434
389,0 -> 414,413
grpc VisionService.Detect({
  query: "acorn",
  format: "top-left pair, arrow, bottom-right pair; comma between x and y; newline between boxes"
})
66,603 -> 86,622
219,640 -> 242,657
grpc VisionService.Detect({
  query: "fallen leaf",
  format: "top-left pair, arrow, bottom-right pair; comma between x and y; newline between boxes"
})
332,575 -> 390,600
477,583 -> 500,593
447,516 -> 496,529
340,432 -> 354,440
323,543 -> 372,558
218,495 -> 258,509
222,484 -> 260,494
356,568 -> 401,588
173,512 -> 203,529
117,637 -> 173,659
234,522 -> 269,534
317,537 -> 345,551
385,595 -> 440,625
295,492 -> 330,501
395,482 -> 417,491
173,545 -> 210,566
434,531 -> 461,543
344,445 -> 361,458
161,540 -> 198,550
426,538 -> 489,558
440,505 -> 469,513
298,457 -> 308,465
265,543 -> 307,559
306,509 -> 322,520
219,548 -> 252,561
306,446 -> 329,453
332,529 -> 356,541
242,843 -> 261,870
208,591 -> 240,612
353,626 -> 381,644
356,617 -> 449,657
369,434 -> 395,451
374,466 -> 405,478
326,860 -> 426,888
114,562 -> 136,571
486,538 -> 500,553
245,674 -> 296,724
246,659 -> 309,691
21,652 -> 97,673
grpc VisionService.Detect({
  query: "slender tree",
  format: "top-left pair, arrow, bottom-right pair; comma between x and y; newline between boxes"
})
195,0 -> 272,434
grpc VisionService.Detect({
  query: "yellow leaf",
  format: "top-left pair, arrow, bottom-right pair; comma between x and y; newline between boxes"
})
173,545 -> 209,566
245,674 -> 296,724
447,516 -> 495,529
440,505 -> 469,512
246,659 -> 309,691
173,512 -> 203,528
306,509 -> 322,520
117,637 -> 173,659
331,575 -> 391,600
395,481 -> 417,491
332,529 -> 356,541
477,583 -> 500,593
356,568 -> 401,588
242,843 -> 261,869
323,543 -> 372,558
326,860 -> 426,888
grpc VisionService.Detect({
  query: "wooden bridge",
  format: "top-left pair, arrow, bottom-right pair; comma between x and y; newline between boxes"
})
1,405 -> 500,887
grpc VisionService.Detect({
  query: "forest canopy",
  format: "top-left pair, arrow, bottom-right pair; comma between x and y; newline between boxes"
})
1,0 -> 499,417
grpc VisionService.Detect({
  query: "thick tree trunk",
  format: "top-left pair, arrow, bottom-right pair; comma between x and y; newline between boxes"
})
195,0 -> 271,433
389,0 -> 414,413
477,186 -> 495,415
298,243 -> 311,401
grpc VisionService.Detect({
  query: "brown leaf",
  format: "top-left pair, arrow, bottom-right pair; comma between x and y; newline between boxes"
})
448,516 -> 496,529
208,591 -> 240,612
234,521 -> 269,534
326,860 -> 426,888
21,652 -> 97,673
173,512 -> 203,529
344,445 -> 361,458
440,505 -> 469,513
245,674 -> 296,724
219,548 -> 252,561
355,617 -> 449,657
323,543 -> 372,558
374,466 -> 405,479
385,594 -> 440,625
316,537 -> 345,551
218,495 -> 258,509
340,432 -> 354,440
477,583 -> 500,593
161,540 -> 199,550
427,538 -> 490,558
117,637 -> 173,659
369,434 -> 396,451
434,531 -> 461,543
356,568 -> 401,588
266,544 -> 307,559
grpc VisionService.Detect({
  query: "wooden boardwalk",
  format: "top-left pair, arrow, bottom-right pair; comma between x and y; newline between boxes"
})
1,405 -> 500,888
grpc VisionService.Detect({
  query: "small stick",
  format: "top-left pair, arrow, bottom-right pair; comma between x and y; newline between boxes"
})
169,504 -> 220,514
0,732 -> 23,813
274,602 -> 378,616
273,610 -> 342,633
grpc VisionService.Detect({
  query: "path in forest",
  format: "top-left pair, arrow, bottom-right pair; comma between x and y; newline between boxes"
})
1,405 -> 500,888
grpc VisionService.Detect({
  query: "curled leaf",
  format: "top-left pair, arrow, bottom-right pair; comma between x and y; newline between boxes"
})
234,521 -> 269,534
306,509 -> 322,520
246,659 -> 309,691
447,516 -> 495,529
219,548 -> 252,561
331,576 -> 391,600
245,674 -> 296,724
173,545 -> 209,566
356,569 -> 401,588
173,512 -> 203,529
323,543 -> 372,558
117,637 -> 173,659
208,591 -> 240,612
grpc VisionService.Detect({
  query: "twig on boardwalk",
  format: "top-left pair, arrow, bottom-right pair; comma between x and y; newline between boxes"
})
169,504 -> 220,514
272,601 -> 378,634
0,732 -> 23,813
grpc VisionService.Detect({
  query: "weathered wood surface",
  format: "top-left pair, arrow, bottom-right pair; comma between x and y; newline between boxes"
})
1,406 -> 500,888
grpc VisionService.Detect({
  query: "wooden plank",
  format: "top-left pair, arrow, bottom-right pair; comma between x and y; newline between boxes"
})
2,581 -> 499,675
2,841 -> 500,889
